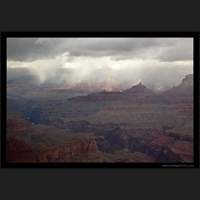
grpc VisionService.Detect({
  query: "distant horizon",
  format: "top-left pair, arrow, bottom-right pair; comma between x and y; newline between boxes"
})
7,72 -> 193,93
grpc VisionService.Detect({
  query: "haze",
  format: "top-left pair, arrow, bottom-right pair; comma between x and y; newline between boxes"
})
7,38 -> 193,91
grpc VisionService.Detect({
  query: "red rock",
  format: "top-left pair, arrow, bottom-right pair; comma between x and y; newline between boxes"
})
170,141 -> 193,162
150,135 -> 174,147
7,138 -> 37,162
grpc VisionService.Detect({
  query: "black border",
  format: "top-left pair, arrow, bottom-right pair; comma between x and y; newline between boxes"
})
1,32 -> 199,168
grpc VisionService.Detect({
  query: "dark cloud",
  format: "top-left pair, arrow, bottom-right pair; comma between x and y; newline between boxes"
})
7,38 -> 193,62
7,38 -> 63,61
7,38 -> 193,91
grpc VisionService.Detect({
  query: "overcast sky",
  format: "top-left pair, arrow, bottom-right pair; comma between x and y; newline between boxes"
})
7,38 -> 193,91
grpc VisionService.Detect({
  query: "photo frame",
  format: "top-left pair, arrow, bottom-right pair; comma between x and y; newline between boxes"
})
1,32 -> 199,168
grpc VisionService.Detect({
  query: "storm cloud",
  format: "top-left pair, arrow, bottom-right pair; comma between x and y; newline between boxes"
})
7,37 -> 193,91
7,38 -> 193,62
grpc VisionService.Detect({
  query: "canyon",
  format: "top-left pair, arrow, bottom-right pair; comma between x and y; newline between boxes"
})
7,74 -> 193,163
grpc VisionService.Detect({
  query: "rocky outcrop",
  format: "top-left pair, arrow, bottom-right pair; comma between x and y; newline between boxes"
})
7,136 -> 99,163
69,82 -> 164,104
129,135 -> 193,162
7,118 -> 99,163
123,82 -> 154,95
182,74 -> 193,87
95,127 -> 193,163
7,138 -> 36,162
163,74 -> 193,104
35,138 -> 98,162
7,117 -> 31,132
169,141 -> 193,162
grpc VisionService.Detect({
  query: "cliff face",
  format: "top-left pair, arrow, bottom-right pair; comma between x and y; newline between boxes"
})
7,136 -> 98,163
181,74 -> 193,87
7,138 -> 36,162
163,74 -> 193,103
96,129 -> 193,163
7,118 -> 99,163
36,138 -> 98,162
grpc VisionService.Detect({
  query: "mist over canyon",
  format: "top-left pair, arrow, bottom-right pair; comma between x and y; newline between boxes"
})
7,73 -> 193,163
7,38 -> 193,92
6,38 -> 194,164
